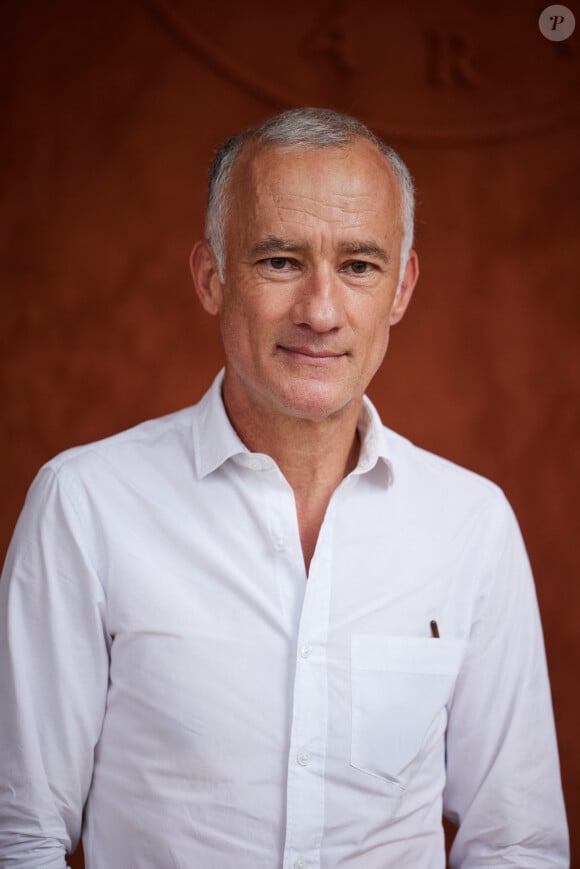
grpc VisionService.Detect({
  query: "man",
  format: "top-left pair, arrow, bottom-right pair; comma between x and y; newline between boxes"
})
0,109 -> 569,867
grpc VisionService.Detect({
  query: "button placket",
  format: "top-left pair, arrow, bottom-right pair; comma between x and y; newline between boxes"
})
296,750 -> 311,767
274,536 -> 287,552
282,500 -> 337,869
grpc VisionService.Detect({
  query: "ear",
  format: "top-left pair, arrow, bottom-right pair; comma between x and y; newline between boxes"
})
190,240 -> 223,316
389,249 -> 419,325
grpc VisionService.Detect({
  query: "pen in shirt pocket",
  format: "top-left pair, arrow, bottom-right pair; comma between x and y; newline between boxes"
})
430,620 -> 440,638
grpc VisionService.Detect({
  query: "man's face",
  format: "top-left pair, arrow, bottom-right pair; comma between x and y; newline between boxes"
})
197,139 -> 418,424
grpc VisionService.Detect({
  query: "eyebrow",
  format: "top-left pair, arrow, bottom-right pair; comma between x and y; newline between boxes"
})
339,242 -> 390,264
250,236 -> 308,257
250,235 -> 390,264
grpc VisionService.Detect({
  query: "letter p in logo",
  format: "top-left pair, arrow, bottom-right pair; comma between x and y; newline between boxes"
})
539,5 -> 576,40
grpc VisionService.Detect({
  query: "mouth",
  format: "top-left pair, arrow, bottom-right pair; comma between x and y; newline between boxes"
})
278,345 -> 346,360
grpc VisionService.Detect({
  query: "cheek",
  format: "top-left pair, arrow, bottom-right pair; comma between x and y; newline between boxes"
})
218,297 -> 248,353
357,312 -> 392,372
219,291 -> 277,356
368,329 -> 391,364
356,299 -> 392,344
220,286 -> 252,329
224,285 -> 290,334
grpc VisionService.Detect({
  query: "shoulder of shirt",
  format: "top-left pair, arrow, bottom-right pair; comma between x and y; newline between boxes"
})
380,423 -> 508,506
41,405 -> 197,478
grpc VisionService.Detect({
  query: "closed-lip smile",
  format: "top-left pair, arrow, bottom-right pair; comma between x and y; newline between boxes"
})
278,345 -> 345,358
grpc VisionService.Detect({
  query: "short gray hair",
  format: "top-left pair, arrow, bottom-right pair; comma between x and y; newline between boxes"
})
205,108 -> 415,283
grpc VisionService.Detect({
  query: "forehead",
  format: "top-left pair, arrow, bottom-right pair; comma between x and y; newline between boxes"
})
227,139 -> 402,238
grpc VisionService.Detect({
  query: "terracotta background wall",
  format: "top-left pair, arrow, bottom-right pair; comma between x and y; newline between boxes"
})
1,1 -> 579,865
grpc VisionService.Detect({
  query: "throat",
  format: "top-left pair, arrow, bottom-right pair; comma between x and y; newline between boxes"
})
293,442 -> 359,575
297,502 -> 327,576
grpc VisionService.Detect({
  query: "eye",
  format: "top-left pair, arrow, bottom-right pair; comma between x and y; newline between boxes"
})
267,257 -> 291,270
255,256 -> 299,278
347,261 -> 373,275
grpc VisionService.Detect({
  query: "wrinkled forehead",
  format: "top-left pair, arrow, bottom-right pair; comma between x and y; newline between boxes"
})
226,139 -> 403,233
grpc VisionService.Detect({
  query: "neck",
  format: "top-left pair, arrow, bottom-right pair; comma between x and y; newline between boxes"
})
223,384 -> 361,491
222,377 -> 363,573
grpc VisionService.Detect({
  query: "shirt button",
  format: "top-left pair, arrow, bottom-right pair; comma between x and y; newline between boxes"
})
274,537 -> 287,552
248,458 -> 263,471
300,644 -> 312,659
296,750 -> 311,767
294,860 -> 305,869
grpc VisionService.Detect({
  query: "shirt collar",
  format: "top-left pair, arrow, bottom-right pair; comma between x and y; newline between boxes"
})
355,395 -> 392,481
192,369 -> 393,485
192,370 -> 249,478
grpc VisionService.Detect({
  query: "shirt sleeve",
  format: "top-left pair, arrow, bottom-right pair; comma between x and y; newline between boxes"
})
0,465 -> 110,867
443,493 -> 569,867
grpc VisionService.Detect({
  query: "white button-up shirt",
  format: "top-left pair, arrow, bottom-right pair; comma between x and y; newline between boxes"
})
0,371 -> 569,868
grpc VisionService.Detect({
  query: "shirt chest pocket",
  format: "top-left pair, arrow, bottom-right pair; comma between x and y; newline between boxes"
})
350,634 -> 463,787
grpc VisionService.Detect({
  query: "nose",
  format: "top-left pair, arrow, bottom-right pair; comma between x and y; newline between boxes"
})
290,266 -> 347,333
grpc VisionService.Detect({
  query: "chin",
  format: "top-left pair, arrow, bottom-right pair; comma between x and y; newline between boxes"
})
275,381 -> 356,421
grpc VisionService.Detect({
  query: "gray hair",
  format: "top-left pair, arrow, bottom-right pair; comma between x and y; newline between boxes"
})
205,108 -> 415,284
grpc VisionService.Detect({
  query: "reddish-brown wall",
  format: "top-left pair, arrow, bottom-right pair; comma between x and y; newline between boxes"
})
1,2 -> 578,865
